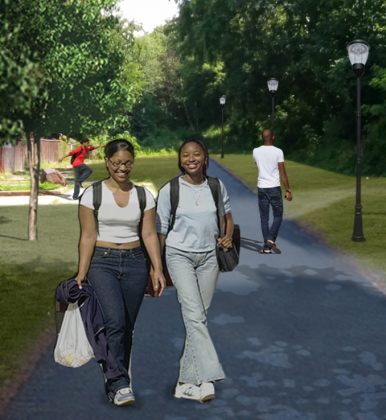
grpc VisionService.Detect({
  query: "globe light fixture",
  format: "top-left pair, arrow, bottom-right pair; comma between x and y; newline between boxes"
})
347,40 -> 370,242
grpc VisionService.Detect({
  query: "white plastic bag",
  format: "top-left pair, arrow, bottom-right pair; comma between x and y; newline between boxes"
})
54,302 -> 94,368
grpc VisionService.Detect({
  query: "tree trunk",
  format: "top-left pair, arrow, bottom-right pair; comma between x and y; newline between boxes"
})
183,101 -> 196,132
28,132 -> 39,241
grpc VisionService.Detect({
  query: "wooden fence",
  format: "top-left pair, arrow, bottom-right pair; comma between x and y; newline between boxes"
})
0,138 -> 60,173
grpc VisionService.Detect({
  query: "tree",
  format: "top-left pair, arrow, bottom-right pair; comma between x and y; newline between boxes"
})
0,0 -> 44,140
174,0 -> 386,171
1,0 -> 143,239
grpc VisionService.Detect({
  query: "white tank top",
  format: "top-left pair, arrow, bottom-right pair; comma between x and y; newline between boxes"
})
80,181 -> 155,243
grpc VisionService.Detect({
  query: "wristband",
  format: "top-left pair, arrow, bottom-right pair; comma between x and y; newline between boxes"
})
224,234 -> 233,241
286,190 -> 291,193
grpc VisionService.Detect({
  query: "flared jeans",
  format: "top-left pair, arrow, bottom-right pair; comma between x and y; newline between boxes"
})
166,246 -> 225,385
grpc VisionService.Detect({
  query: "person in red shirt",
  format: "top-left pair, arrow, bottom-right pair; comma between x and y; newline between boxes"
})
59,137 -> 105,199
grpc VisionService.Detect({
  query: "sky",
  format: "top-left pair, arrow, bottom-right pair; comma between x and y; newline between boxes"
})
116,0 -> 180,34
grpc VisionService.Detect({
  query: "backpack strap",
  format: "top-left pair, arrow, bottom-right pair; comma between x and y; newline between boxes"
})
168,177 -> 180,233
92,181 -> 103,234
136,186 -> 147,222
207,176 -> 223,236
136,185 -> 151,272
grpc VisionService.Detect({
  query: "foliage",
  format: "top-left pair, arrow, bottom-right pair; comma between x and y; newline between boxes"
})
0,1 -> 45,141
170,0 -> 386,176
1,0 -> 144,143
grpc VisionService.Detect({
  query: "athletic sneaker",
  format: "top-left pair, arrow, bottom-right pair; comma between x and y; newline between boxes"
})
174,383 -> 201,401
113,387 -> 135,406
200,382 -> 215,401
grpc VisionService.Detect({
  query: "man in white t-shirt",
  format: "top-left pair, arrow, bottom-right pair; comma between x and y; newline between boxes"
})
252,129 -> 292,254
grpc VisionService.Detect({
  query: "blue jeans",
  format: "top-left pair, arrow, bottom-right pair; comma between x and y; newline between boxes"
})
73,163 -> 93,198
87,246 -> 148,394
258,187 -> 283,250
166,246 -> 225,385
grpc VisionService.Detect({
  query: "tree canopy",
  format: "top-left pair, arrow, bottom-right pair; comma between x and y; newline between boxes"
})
0,0 -> 143,142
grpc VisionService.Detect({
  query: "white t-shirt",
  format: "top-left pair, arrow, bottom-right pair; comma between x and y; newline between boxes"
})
252,145 -> 284,188
156,177 -> 232,252
80,181 -> 155,243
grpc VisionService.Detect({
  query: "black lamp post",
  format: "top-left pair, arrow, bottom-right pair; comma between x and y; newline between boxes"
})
219,95 -> 226,158
347,40 -> 370,242
267,78 -> 279,135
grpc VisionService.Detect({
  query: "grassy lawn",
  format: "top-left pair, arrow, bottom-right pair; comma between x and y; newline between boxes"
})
85,155 -> 180,190
0,181 -> 63,191
211,154 -> 386,274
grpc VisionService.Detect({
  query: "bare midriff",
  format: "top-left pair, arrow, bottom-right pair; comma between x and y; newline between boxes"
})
96,239 -> 141,249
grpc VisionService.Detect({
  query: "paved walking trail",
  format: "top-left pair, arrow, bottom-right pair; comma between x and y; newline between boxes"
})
2,160 -> 386,420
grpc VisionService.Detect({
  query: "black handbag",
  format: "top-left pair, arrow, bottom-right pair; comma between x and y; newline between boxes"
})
216,245 -> 239,272
210,177 -> 240,272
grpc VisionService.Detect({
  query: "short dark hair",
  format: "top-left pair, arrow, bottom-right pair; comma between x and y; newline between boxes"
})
105,139 -> 135,159
178,138 -> 207,173
80,137 -> 90,144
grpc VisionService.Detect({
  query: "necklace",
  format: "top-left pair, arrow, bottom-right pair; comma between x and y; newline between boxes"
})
191,184 -> 206,206
192,191 -> 201,206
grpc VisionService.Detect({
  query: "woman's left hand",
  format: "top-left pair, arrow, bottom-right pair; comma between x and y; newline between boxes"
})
150,268 -> 166,297
217,235 -> 233,249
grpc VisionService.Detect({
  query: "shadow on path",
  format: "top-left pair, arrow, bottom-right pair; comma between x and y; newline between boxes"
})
241,237 -> 264,253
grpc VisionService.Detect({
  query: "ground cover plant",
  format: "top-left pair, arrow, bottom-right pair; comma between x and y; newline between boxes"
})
0,181 -> 62,191
211,154 -> 386,275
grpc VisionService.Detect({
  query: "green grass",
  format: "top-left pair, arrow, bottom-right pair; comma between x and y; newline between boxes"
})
86,156 -> 180,190
211,154 -> 386,274
0,205 -> 79,384
0,181 -> 62,191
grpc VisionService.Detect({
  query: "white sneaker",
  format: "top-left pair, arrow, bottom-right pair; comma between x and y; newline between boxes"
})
200,382 -> 215,402
113,387 -> 135,406
174,383 -> 201,401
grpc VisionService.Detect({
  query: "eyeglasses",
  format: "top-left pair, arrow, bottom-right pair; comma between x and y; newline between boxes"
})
108,159 -> 134,168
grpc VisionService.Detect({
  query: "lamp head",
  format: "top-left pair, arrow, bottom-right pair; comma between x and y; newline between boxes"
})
219,96 -> 226,106
267,78 -> 279,97
347,40 -> 370,77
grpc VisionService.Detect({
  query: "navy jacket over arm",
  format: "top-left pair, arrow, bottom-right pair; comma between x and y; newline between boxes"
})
55,279 -> 120,379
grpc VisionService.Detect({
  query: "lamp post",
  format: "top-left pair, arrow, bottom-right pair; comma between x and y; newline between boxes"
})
267,78 -> 279,135
347,40 -> 370,242
219,95 -> 226,158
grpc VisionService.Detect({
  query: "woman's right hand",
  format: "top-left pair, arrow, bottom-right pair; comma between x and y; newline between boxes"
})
75,272 -> 87,289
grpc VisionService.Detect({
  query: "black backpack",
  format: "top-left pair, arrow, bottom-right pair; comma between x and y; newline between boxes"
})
71,146 -> 84,165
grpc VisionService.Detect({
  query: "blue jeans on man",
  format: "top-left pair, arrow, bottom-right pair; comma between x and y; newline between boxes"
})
258,186 -> 283,251
73,163 -> 93,199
